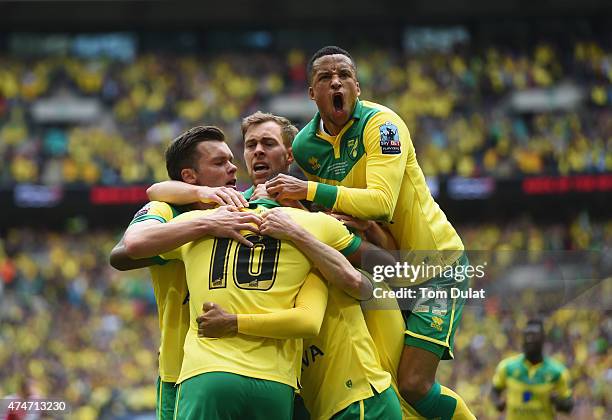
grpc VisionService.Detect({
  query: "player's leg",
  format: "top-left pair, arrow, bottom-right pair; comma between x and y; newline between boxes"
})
155,377 -> 177,420
174,372 -> 293,420
332,386 -> 402,420
397,253 -> 475,420
293,393 -> 310,420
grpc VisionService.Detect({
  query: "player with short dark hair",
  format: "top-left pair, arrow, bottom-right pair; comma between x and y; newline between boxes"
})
266,45 -> 474,419
492,318 -> 573,419
109,125 -> 256,420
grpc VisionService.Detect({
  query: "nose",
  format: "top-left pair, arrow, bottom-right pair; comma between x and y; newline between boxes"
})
331,74 -> 342,89
228,161 -> 237,173
254,142 -> 266,156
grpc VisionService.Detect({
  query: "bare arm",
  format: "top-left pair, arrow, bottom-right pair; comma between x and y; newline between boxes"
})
147,180 -> 248,208
123,207 -> 262,258
491,387 -> 506,412
109,238 -> 159,271
331,213 -> 397,250
260,209 -> 372,300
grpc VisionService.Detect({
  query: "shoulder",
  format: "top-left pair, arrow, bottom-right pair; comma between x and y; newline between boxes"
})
294,117 -> 320,147
498,354 -> 523,371
130,200 -> 175,224
544,357 -> 569,377
171,209 -> 213,222
361,100 -> 408,129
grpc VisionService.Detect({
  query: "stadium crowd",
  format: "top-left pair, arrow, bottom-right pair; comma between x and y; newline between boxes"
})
1,39 -> 611,186
0,217 -> 609,418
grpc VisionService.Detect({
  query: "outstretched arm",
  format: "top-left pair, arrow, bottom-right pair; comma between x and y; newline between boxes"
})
147,180 -> 248,208
266,112 -> 411,221
197,271 -> 328,339
123,207 -> 262,258
260,208 -> 372,300
109,238 -> 160,271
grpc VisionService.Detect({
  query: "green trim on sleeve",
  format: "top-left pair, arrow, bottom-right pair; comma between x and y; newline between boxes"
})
340,234 -> 362,257
129,214 -> 167,226
152,256 -> 170,266
312,183 -> 338,209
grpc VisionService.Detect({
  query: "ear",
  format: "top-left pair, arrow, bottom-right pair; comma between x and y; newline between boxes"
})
308,86 -> 315,101
180,168 -> 198,185
286,146 -> 294,165
356,81 -> 361,97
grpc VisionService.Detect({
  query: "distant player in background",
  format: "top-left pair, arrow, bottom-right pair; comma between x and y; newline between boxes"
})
492,318 -> 573,420
109,126 -> 257,420
265,45 -> 474,419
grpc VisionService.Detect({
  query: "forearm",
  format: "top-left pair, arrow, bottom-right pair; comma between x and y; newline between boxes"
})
363,222 -> 397,250
554,396 -> 573,413
307,182 -> 395,221
238,307 -> 320,339
109,241 -> 159,270
147,181 -> 199,205
124,219 -> 211,258
491,387 -> 505,411
292,231 -> 371,300
237,272 -> 328,339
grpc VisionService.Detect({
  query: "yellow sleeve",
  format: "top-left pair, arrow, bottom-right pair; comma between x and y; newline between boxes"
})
555,367 -> 572,399
309,111 -> 411,221
317,213 -> 362,256
237,271 -> 328,339
492,360 -> 508,390
129,201 -> 175,225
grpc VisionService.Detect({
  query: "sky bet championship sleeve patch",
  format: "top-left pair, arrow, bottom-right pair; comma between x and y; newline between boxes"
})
379,121 -> 401,154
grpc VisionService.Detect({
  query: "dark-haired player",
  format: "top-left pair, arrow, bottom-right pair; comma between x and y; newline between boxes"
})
492,319 -> 573,420
109,126 -> 258,420
266,46 -> 474,419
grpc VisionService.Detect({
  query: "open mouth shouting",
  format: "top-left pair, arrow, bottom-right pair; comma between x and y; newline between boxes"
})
225,178 -> 237,189
253,162 -> 270,178
332,92 -> 344,116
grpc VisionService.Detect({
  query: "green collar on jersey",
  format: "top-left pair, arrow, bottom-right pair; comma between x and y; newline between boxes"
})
242,185 -> 255,200
309,99 -> 364,137
249,198 -> 281,209
243,185 -> 281,209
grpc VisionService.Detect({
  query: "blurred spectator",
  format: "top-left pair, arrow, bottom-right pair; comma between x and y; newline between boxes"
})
0,216 -> 609,417
1,38 -> 611,186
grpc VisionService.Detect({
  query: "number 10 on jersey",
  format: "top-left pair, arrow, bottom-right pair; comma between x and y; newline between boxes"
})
209,235 -> 281,291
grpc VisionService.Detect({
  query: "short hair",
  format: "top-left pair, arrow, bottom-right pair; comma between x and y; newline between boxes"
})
525,318 -> 544,333
165,126 -> 225,181
307,45 -> 355,84
241,111 -> 298,149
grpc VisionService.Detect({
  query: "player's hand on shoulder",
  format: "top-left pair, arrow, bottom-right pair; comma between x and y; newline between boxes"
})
197,186 -> 248,208
206,206 -> 262,247
197,302 -> 237,338
260,208 -> 304,241
265,174 -> 308,202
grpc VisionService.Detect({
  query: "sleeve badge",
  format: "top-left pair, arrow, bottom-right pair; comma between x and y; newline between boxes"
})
379,122 -> 401,154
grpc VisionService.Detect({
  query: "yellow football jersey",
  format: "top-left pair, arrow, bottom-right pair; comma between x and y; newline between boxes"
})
161,203 -> 360,387
493,354 -> 572,420
294,100 -> 464,281
363,282 -> 423,419
300,285 -> 392,420
129,201 -> 189,383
